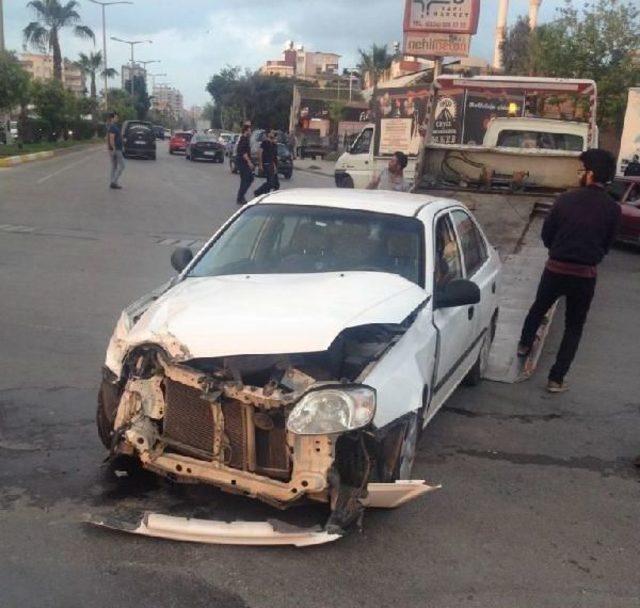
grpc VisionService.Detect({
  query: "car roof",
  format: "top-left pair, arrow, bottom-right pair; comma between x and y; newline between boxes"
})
257,188 -> 447,217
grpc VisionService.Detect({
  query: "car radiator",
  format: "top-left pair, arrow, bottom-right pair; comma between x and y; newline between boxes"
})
162,378 -> 291,480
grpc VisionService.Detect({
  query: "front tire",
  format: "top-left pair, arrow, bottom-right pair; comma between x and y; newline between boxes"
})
96,391 -> 113,449
463,317 -> 496,386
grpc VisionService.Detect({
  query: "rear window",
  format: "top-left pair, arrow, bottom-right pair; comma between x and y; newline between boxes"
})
126,122 -> 152,132
496,130 -> 583,151
174,132 -> 193,140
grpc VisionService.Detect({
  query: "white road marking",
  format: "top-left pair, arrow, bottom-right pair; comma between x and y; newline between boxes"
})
36,148 -> 102,184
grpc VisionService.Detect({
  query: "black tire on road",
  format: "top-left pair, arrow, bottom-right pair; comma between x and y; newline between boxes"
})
336,174 -> 354,189
282,170 -> 293,180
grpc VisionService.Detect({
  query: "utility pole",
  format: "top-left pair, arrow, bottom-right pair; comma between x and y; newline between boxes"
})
0,0 -> 5,52
88,1 -> 133,111
111,36 -> 152,96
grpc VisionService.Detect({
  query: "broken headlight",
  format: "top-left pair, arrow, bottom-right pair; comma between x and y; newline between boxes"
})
287,386 -> 376,435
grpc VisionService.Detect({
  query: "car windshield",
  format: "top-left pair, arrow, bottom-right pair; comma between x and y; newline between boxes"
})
496,129 -> 584,151
195,135 -> 217,142
188,204 -> 425,286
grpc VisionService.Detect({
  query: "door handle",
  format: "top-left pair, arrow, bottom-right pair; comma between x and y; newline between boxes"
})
468,307 -> 474,320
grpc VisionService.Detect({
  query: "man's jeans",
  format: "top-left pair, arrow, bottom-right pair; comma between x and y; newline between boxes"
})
254,163 -> 279,196
236,161 -> 254,203
110,150 -> 125,186
520,269 -> 596,383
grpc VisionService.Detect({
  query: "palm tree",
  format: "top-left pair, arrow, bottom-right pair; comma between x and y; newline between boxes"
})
23,0 -> 95,82
358,44 -> 394,93
76,51 -> 116,99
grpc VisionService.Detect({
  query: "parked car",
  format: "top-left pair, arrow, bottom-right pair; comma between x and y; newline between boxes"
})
229,132 -> 293,179
169,131 -> 193,154
96,188 -> 501,544
185,134 -> 225,162
152,125 -> 165,140
122,120 -> 156,160
607,176 -> 640,245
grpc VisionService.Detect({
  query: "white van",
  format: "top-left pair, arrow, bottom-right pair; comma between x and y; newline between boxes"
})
334,124 -> 418,189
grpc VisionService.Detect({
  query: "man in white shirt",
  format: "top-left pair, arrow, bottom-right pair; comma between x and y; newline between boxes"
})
367,151 -> 410,192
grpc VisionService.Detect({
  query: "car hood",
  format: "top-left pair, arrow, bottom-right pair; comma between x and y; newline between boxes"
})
124,272 -> 427,360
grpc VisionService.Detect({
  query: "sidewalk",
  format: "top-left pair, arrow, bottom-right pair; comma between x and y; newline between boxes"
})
0,141 -> 102,168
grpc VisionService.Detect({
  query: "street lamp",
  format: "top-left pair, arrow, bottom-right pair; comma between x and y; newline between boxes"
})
88,1 -> 133,110
149,72 -> 167,92
137,59 -> 160,89
110,36 -> 152,95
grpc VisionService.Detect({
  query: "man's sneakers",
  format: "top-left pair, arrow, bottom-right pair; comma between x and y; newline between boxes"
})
110,183 -> 122,190
546,380 -> 569,394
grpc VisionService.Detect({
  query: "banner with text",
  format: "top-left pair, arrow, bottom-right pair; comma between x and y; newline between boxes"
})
403,0 -> 480,34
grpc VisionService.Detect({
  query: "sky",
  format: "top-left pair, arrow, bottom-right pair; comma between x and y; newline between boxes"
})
3,0 -> 568,108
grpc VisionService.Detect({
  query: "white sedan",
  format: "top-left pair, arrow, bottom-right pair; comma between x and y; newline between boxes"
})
95,188 -> 501,545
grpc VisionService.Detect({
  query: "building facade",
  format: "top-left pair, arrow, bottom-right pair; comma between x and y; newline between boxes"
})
260,42 -> 340,81
19,53 -> 86,96
121,63 -> 147,89
152,84 -> 185,121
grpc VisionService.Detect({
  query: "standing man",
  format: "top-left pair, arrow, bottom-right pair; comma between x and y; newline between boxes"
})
254,130 -> 279,197
235,123 -> 254,205
107,112 -> 124,190
518,149 -> 620,393
367,151 -> 411,192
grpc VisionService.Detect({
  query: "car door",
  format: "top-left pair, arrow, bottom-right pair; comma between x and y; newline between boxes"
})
450,208 -> 499,347
430,211 -> 475,412
344,127 -> 373,188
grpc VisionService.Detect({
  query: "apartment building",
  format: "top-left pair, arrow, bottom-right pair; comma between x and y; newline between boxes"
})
19,53 -> 86,96
260,42 -> 340,80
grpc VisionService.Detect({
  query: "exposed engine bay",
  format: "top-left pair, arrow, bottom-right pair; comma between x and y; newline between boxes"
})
98,320 -> 434,535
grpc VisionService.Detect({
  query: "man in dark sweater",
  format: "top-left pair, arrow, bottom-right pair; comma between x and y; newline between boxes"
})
518,149 -> 621,393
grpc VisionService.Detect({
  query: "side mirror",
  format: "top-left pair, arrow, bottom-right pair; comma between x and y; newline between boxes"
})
171,247 -> 193,273
434,279 -> 480,309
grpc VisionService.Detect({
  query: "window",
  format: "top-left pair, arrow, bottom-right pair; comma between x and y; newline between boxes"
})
451,210 -> 488,277
496,130 -> 584,151
189,204 -> 425,287
434,214 -> 463,289
350,128 -> 373,155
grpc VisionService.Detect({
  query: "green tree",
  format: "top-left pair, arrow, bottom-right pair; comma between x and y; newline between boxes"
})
31,78 -> 77,140
501,16 -> 533,75
123,74 -> 151,120
76,51 -> 116,99
206,67 -> 295,131
503,0 -> 640,131
105,88 -> 136,122
0,51 -> 31,113
357,43 -> 393,103
23,0 -> 95,82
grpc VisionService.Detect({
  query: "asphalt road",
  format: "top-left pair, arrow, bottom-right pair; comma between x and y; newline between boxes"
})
1,143 -> 639,608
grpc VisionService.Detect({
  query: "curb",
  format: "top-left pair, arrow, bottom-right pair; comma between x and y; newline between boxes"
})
0,150 -> 54,167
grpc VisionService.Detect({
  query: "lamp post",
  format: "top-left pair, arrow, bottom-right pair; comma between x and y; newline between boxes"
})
111,36 -> 152,96
137,59 -> 160,89
88,1 -> 133,110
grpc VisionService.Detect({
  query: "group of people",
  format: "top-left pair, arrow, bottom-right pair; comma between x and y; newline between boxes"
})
235,122 -> 281,205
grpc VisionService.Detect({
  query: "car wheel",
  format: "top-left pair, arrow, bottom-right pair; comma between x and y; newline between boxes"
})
463,320 -> 495,387
336,174 -> 354,189
380,412 -> 421,482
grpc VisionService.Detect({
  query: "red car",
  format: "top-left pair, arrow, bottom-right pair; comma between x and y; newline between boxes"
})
169,131 -> 193,155
607,177 -> 640,246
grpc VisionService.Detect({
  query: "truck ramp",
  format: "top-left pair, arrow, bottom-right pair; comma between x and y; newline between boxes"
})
484,216 -> 556,383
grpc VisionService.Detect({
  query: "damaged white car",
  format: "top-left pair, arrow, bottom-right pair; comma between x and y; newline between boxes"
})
96,188 -> 501,545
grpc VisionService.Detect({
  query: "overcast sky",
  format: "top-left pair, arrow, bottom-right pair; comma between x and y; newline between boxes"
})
4,0 -> 566,107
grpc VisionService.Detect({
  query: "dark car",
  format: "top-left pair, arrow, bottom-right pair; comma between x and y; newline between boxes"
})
152,125 -> 165,140
607,176 -> 640,246
122,120 -> 156,160
229,130 -> 293,179
185,134 -> 225,163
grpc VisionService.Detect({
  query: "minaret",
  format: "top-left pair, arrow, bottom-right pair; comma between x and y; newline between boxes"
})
493,0 -> 510,70
529,0 -> 542,29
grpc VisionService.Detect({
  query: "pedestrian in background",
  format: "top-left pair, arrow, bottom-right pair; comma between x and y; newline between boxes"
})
518,149 -> 620,393
107,112 -> 124,190
235,123 -> 254,205
367,151 -> 410,192
254,130 -> 280,197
